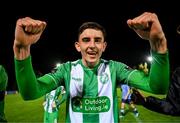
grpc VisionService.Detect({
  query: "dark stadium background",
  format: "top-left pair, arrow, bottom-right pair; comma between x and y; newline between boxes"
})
0,0 -> 180,91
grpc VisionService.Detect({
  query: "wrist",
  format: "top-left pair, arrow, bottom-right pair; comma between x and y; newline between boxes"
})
13,40 -> 31,60
150,33 -> 167,53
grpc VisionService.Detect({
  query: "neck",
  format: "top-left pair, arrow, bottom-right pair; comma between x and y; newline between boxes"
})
82,59 -> 100,69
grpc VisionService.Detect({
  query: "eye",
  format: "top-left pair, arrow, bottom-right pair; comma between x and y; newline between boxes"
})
82,38 -> 90,42
94,37 -> 102,43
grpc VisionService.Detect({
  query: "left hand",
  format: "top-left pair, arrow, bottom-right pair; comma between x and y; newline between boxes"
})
127,12 -> 164,40
127,12 -> 167,53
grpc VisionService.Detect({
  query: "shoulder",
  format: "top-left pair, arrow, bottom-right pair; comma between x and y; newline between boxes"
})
105,60 -> 128,68
58,60 -> 80,69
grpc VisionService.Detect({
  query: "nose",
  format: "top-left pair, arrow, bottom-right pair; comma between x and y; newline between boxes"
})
89,40 -> 95,48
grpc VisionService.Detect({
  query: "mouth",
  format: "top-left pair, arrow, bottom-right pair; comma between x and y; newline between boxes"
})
87,51 -> 97,57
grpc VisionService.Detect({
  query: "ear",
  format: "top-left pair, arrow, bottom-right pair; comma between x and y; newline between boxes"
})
75,41 -> 81,52
102,41 -> 107,52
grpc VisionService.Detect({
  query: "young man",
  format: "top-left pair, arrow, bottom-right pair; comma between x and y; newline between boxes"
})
43,86 -> 66,123
13,12 -> 169,123
0,65 -> 8,122
119,84 -> 139,118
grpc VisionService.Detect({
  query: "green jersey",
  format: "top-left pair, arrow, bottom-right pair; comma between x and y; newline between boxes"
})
14,51 -> 169,123
0,65 -> 8,91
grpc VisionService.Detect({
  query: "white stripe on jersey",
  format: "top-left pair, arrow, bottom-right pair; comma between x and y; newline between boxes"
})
98,63 -> 114,123
69,61 -> 114,123
69,64 -> 84,123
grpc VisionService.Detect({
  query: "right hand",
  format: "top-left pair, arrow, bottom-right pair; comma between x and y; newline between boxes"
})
14,17 -> 46,47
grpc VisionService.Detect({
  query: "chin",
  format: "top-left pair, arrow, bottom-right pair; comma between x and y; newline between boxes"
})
87,59 -> 98,65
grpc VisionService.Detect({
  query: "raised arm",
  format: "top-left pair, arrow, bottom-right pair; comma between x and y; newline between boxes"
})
127,12 -> 167,53
13,17 -> 46,60
126,12 -> 169,94
13,17 -> 57,100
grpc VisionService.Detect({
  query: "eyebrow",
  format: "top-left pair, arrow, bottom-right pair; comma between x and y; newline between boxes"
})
94,37 -> 102,40
82,37 -> 102,41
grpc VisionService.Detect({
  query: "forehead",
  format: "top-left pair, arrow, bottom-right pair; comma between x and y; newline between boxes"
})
79,29 -> 104,38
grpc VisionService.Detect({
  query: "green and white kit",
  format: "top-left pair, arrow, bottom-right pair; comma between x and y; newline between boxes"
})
15,51 -> 169,123
44,86 -> 65,113
43,86 -> 65,123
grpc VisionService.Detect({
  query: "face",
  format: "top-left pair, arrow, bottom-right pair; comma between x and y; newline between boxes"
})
75,29 -> 107,68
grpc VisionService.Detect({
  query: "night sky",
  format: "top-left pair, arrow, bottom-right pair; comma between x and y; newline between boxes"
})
0,1 -> 180,90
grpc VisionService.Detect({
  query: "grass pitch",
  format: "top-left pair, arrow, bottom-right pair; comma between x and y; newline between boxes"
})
4,89 -> 180,123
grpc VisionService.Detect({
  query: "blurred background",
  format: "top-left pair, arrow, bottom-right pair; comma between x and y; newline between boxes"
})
0,0 -> 180,91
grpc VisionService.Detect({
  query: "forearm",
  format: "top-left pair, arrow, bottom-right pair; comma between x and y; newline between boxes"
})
13,40 -> 30,60
15,56 -> 40,100
150,33 -> 167,54
14,56 -> 57,100
149,51 -> 169,94
128,51 -> 169,94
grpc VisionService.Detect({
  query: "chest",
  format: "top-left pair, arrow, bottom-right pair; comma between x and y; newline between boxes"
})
69,64 -> 112,97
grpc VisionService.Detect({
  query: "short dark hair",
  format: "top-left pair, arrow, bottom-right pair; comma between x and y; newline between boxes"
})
78,22 -> 106,40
